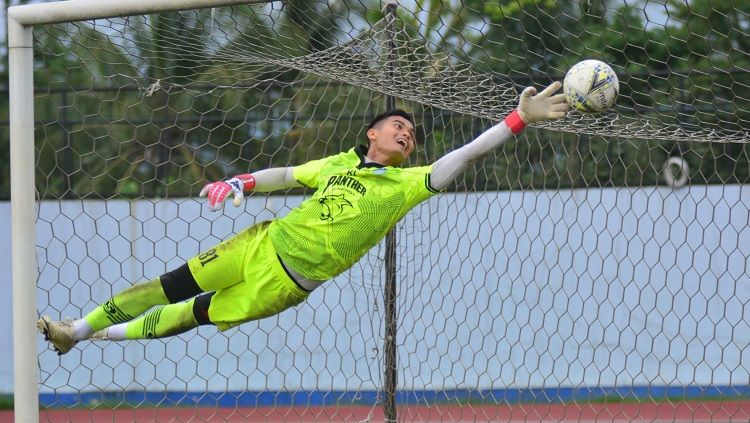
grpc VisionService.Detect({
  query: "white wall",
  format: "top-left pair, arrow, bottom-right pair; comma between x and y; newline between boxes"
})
2,185 -> 749,394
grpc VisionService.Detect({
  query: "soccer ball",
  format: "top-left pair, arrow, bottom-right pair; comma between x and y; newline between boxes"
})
563,60 -> 619,113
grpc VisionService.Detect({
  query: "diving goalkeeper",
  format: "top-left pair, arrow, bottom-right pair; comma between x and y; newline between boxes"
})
38,82 -> 569,355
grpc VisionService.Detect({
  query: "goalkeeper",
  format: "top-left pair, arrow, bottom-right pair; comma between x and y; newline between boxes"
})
39,82 -> 569,355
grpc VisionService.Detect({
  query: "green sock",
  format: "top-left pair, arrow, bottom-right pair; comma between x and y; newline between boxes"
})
84,277 -> 169,331
123,300 -> 199,340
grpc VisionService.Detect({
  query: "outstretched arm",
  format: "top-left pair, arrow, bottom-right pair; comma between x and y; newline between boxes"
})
430,81 -> 569,191
200,166 -> 302,211
252,167 -> 301,192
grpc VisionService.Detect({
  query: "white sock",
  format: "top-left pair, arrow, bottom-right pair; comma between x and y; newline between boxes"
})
73,319 -> 93,341
106,323 -> 128,341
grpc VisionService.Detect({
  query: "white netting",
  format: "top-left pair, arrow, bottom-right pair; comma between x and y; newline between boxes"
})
17,1 -> 750,421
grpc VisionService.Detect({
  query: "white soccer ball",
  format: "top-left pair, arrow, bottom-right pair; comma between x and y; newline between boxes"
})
563,59 -> 619,113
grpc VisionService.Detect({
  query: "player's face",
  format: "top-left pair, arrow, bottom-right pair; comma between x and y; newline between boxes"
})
366,116 -> 416,166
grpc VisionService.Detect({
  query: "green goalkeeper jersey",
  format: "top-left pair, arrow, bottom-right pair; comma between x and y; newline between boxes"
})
268,145 -> 439,281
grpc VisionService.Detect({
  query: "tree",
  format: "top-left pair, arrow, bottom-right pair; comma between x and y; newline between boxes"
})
31,3 -> 351,199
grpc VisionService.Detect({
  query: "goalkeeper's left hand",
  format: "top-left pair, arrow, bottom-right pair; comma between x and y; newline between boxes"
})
516,81 -> 570,124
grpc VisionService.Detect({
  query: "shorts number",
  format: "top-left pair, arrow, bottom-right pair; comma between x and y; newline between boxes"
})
198,248 -> 219,266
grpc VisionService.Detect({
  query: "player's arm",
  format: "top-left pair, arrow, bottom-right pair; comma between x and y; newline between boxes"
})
200,166 -> 302,212
429,81 -> 570,191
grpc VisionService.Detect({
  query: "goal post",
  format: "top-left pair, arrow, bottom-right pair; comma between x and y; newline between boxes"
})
8,2 -> 270,421
8,12 -> 36,423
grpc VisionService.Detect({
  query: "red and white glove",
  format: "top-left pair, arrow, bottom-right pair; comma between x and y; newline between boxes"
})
199,174 -> 256,212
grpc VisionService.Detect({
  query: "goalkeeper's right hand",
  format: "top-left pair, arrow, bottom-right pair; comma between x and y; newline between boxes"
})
199,174 -> 256,212
516,81 -> 570,124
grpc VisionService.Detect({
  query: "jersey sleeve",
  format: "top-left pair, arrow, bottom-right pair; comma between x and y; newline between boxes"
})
401,165 -> 441,210
292,155 -> 334,188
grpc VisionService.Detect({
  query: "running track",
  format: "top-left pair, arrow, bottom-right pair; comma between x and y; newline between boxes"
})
2,401 -> 750,422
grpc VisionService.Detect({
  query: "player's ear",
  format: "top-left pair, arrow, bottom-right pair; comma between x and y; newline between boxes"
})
366,127 -> 378,144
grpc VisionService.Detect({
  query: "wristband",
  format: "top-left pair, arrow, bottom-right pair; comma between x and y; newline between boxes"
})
504,109 -> 526,134
234,174 -> 256,192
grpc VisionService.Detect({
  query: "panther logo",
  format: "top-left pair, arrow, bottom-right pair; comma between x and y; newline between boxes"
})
319,194 -> 353,221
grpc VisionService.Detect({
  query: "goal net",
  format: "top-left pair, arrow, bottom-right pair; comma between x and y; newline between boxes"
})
12,0 -> 750,421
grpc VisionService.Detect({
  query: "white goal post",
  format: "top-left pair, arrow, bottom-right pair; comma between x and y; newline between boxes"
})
7,2 -> 270,421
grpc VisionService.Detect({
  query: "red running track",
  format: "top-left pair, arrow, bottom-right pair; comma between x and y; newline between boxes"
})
2,401 -> 750,422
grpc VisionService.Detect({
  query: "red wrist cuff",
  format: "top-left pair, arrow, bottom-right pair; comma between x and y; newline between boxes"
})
236,174 -> 256,191
504,109 -> 526,134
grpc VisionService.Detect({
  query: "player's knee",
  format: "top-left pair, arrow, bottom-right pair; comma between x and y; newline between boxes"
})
192,292 -> 215,326
160,263 -> 203,303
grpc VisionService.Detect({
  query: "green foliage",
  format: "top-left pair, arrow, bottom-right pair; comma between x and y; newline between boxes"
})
2,0 -> 749,200
0,394 -> 11,409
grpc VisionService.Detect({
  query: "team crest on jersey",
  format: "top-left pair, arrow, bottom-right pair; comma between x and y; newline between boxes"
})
319,194 -> 353,221
373,168 -> 387,175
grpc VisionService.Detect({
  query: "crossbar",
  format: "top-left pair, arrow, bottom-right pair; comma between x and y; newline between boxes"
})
8,0 -> 271,26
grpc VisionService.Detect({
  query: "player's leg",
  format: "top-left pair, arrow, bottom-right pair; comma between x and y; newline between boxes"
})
79,263 -> 206,335
38,264 -> 202,354
93,227 -> 266,339
91,292 -> 214,340
39,223 -> 270,354
41,227 -> 252,353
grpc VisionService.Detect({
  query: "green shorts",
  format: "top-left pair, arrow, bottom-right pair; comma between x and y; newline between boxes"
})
187,221 -> 310,331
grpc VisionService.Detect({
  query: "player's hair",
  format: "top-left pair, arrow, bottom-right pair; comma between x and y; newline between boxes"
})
367,109 -> 414,130
366,109 -> 415,146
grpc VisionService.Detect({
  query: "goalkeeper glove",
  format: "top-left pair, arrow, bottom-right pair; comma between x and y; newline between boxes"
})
514,81 -> 570,126
199,174 -> 256,212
